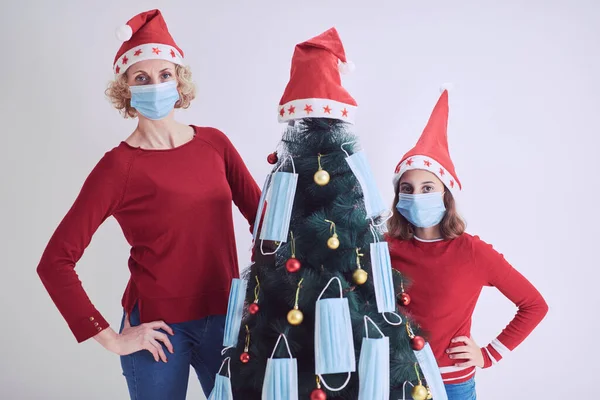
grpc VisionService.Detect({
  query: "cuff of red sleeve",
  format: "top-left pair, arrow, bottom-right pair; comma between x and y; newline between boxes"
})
481,347 -> 493,369
481,344 -> 504,369
69,310 -> 110,343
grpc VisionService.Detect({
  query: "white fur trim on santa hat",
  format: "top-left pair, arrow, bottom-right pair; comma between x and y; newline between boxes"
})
278,98 -> 357,124
338,60 -> 355,74
393,155 -> 461,194
115,25 -> 133,42
113,43 -> 184,75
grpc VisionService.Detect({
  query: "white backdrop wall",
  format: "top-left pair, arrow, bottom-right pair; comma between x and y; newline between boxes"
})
1,1 -> 598,399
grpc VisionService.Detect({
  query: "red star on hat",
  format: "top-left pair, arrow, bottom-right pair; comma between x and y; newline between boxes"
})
406,158 -> 414,166
323,105 -> 332,114
170,49 -> 176,58
341,108 -> 349,117
152,47 -> 161,55
279,108 -> 285,117
134,49 -> 143,56
288,105 -> 296,114
115,65 -> 121,74
424,160 -> 431,167
304,105 -> 313,114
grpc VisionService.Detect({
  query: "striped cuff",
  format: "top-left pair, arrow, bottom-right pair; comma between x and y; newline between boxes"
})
481,338 -> 511,369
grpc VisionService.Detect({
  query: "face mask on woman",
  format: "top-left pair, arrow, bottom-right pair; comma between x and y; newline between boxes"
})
396,192 -> 446,228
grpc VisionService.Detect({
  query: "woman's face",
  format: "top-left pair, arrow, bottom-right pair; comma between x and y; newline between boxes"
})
126,59 -> 177,86
399,169 -> 445,195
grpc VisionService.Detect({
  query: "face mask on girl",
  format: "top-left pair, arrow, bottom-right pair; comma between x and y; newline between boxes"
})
396,192 -> 446,228
129,80 -> 180,120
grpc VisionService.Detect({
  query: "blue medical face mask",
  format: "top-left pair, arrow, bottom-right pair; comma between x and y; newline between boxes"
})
260,157 -> 298,250
358,316 -> 390,400
370,227 -> 403,326
261,334 -> 298,400
413,342 -> 448,400
252,174 -> 272,243
207,358 -> 233,400
342,144 -> 388,219
396,192 -> 446,228
129,80 -> 180,120
222,278 -> 247,348
314,277 -> 355,392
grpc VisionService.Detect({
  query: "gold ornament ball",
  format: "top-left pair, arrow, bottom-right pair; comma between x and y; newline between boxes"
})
314,169 -> 330,186
411,385 -> 429,400
327,236 -> 340,250
426,387 -> 433,400
352,268 -> 368,285
287,308 -> 304,325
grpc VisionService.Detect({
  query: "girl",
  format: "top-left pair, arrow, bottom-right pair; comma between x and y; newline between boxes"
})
387,89 -> 548,400
36,9 -> 260,400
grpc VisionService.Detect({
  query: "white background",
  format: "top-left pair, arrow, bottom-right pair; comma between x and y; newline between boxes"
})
1,1 -> 598,399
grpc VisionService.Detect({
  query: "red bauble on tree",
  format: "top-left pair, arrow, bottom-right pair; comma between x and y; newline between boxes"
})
248,302 -> 260,314
399,292 -> 411,306
411,335 -> 425,351
267,151 -> 278,164
240,352 -> 250,363
310,388 -> 327,400
286,257 -> 301,273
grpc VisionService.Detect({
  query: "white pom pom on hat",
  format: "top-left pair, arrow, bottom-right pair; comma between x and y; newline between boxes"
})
440,82 -> 454,93
115,24 -> 133,42
338,60 -> 355,74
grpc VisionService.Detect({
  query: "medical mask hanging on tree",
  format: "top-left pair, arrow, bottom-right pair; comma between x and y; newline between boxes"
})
407,323 -> 448,400
222,278 -> 247,348
207,357 -> 233,400
252,174 -> 272,243
369,226 -> 403,326
358,316 -> 390,400
314,277 -> 356,392
342,142 -> 389,219
129,80 -> 180,120
260,156 -> 298,254
261,334 -> 299,400
395,192 -> 446,228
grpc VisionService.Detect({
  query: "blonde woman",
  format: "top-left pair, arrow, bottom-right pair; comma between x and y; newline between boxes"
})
37,9 -> 260,399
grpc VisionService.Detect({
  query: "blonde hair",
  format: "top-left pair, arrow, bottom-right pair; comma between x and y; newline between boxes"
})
387,184 -> 466,241
105,64 -> 196,118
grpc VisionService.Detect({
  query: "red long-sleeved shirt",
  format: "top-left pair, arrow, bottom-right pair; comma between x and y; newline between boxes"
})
37,127 -> 261,343
388,233 -> 548,384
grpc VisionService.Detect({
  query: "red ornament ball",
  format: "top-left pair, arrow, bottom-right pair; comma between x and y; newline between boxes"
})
240,352 -> 250,363
411,335 -> 426,351
267,152 -> 278,164
310,388 -> 327,400
285,257 -> 302,273
248,302 -> 260,314
400,292 -> 411,306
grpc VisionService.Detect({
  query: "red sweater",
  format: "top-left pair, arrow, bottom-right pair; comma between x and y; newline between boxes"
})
388,233 -> 548,384
37,127 -> 261,343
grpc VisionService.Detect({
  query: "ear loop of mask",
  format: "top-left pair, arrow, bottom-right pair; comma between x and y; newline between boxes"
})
260,156 -> 296,256
402,380 -> 415,400
316,276 -> 352,392
270,333 -> 293,359
370,225 -> 403,326
363,315 -> 385,339
217,357 -> 231,378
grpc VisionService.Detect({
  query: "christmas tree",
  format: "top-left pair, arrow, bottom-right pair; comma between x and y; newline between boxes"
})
211,28 -> 446,400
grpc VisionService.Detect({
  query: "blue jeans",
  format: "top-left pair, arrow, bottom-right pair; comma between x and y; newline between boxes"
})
445,377 -> 477,400
119,305 -> 225,400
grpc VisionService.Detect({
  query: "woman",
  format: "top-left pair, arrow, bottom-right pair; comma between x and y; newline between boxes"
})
36,9 -> 261,400
387,89 -> 548,400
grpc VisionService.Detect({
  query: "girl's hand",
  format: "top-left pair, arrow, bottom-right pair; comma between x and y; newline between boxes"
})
95,316 -> 175,362
446,336 -> 484,368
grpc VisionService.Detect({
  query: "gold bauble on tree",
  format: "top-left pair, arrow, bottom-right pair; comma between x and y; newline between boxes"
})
426,387 -> 433,400
314,169 -> 330,186
314,153 -> 330,186
327,234 -> 340,249
411,384 -> 429,400
352,268 -> 368,285
287,307 -> 304,325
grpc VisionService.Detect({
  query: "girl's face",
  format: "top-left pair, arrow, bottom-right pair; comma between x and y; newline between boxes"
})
399,169 -> 445,195
126,59 -> 177,86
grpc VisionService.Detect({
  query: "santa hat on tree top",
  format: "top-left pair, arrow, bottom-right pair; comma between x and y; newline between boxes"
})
393,85 -> 462,194
278,27 -> 357,124
113,9 -> 184,76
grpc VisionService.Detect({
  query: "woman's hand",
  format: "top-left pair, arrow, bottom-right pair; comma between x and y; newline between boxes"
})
95,316 -> 175,362
446,336 -> 484,368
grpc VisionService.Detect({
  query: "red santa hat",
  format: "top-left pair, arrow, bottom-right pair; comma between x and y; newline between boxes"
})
278,27 -> 357,124
112,9 -> 184,76
393,85 -> 462,194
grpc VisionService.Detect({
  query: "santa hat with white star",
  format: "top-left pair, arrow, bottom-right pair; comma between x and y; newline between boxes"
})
278,27 -> 357,124
393,85 -> 462,194
112,9 -> 184,76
